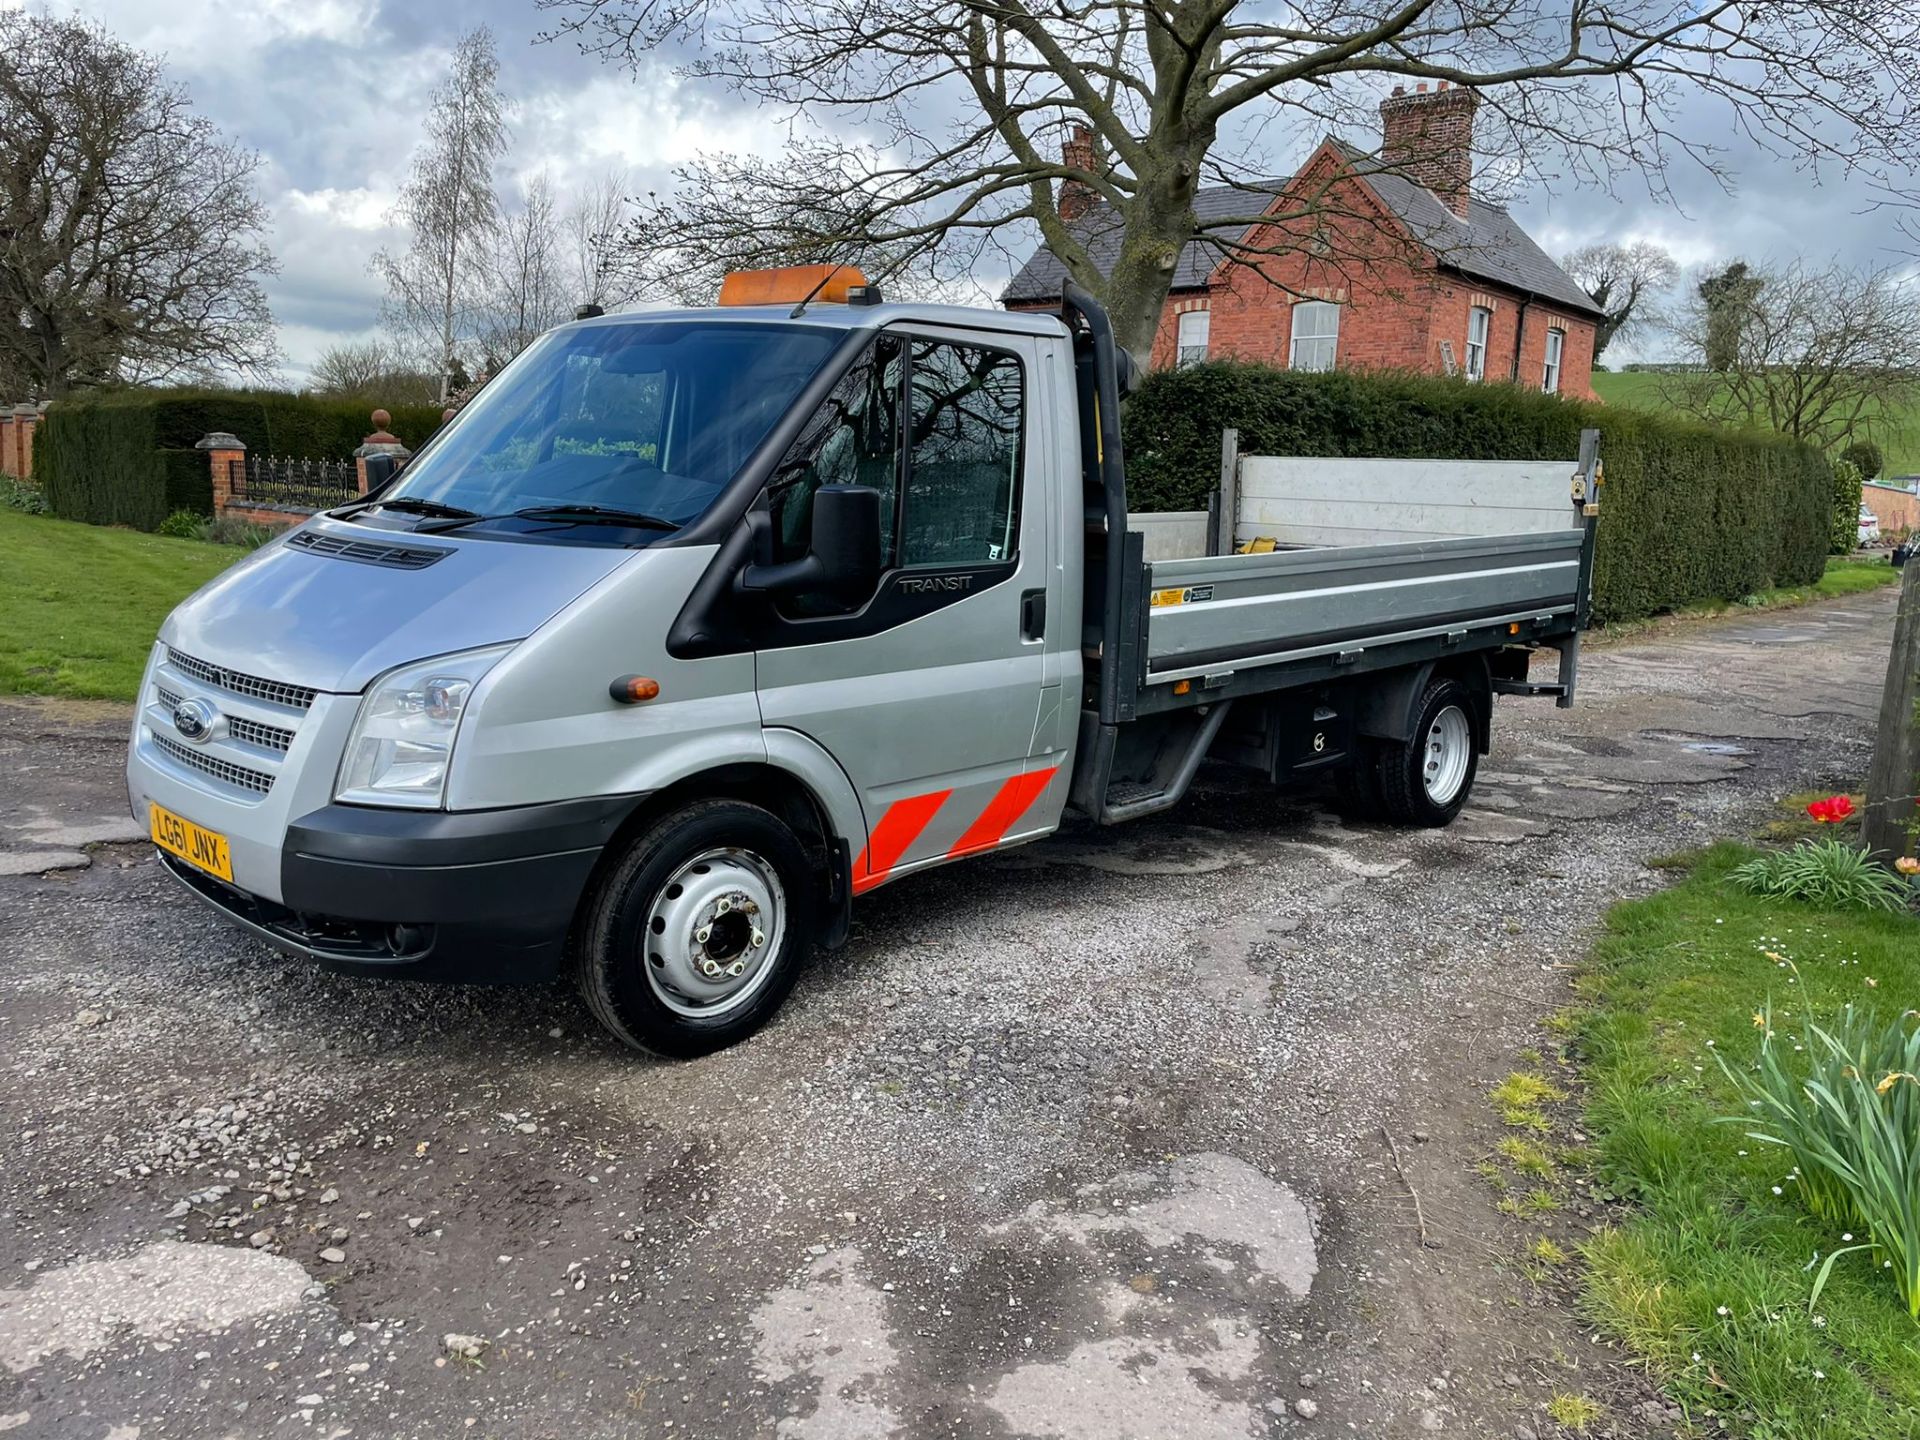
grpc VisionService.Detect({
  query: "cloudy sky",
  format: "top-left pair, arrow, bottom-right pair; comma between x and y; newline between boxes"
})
25,0 -> 1915,382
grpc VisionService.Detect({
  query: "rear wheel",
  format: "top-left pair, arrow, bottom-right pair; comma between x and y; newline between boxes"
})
1376,678 -> 1481,827
577,799 -> 815,1057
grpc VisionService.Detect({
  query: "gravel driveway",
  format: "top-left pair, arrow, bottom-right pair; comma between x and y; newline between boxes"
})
0,589 -> 1896,1440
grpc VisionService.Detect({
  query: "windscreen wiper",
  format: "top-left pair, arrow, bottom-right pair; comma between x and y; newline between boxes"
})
417,503 -> 679,534
328,496 -> 481,521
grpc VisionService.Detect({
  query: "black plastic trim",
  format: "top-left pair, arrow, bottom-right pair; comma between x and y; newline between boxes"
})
285,793 -> 642,872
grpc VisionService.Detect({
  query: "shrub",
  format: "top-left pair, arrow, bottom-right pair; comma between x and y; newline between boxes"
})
1842,438 -> 1885,481
1120,362 -> 1832,625
35,388 -> 444,530
1831,457 -> 1866,555
155,509 -> 203,538
1718,1001 -> 1920,1318
0,475 -> 48,514
1730,838 -> 1914,912
196,515 -> 282,549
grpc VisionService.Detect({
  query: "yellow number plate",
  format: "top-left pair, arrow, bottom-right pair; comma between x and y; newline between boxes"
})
149,802 -> 233,882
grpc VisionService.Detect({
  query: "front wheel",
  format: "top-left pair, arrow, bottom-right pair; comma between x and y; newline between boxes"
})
576,800 -> 816,1057
1376,678 -> 1481,827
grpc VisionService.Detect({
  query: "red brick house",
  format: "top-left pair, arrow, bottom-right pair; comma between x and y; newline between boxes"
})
1003,86 -> 1604,398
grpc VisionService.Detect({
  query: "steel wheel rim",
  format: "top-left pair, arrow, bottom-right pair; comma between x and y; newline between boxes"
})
1422,704 -> 1472,805
642,847 -> 786,1019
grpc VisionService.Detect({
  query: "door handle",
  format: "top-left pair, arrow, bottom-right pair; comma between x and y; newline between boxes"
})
1020,588 -> 1047,641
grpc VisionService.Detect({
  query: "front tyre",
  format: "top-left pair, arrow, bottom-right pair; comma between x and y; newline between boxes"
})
1376,678 -> 1481,827
577,799 -> 815,1058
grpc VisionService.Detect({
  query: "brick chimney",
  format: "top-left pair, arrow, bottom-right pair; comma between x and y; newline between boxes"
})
1378,81 -> 1478,218
1058,123 -> 1098,222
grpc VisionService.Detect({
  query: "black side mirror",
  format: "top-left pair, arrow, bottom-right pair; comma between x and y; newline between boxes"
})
741,484 -> 884,603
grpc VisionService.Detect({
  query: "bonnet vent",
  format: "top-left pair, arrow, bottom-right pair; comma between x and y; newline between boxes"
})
287,530 -> 453,570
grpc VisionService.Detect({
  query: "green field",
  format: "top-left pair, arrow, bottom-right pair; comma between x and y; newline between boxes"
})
0,507 -> 246,700
1578,842 -> 1920,1440
1591,372 -> 1920,480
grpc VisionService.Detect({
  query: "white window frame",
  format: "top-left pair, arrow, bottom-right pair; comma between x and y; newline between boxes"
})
1465,305 -> 1492,382
1542,327 -> 1565,393
1289,301 -> 1340,373
1175,309 -> 1210,367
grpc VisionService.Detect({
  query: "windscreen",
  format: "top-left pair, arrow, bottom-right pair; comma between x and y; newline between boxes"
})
376,320 -> 844,537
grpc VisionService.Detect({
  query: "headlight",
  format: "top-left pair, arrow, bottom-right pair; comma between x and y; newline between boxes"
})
335,645 -> 512,808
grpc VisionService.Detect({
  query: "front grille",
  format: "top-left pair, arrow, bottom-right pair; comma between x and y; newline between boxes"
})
166,647 -> 316,711
152,733 -> 275,795
287,530 -> 451,570
155,684 -> 295,754
228,716 -> 294,753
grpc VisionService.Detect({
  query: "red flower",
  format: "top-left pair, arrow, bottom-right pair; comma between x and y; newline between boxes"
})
1807,795 -> 1856,824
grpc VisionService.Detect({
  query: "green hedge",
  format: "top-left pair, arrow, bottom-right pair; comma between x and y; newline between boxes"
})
1121,363 -> 1832,625
37,389 -> 445,530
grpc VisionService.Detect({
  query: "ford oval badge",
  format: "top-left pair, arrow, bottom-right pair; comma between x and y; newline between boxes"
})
172,698 -> 218,743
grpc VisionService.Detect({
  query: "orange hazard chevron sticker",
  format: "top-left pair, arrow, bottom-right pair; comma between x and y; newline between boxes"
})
949,768 -> 1058,858
850,767 -> 1060,895
851,788 -> 951,894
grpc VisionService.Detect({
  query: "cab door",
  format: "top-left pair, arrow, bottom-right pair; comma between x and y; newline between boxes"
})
753,325 -> 1068,892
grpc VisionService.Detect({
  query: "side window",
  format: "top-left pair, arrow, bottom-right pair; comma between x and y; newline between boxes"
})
765,337 -> 903,564
900,340 -> 1023,568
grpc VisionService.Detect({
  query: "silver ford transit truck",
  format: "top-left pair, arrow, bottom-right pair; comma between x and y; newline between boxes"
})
129,271 -> 1598,1057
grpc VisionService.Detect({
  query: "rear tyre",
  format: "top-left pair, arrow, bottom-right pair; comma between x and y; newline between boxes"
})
1376,678 -> 1481,827
576,799 -> 816,1058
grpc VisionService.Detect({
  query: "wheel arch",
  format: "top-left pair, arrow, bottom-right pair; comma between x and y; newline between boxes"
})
1352,654 -> 1493,753
568,760 -> 857,961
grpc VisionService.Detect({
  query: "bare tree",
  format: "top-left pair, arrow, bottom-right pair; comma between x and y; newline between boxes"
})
477,173 -> 571,361
372,27 -> 510,402
1662,260 -> 1920,452
1560,242 -> 1679,362
0,13 -> 277,398
565,167 -> 642,311
309,339 -> 441,404
538,0 -> 1920,364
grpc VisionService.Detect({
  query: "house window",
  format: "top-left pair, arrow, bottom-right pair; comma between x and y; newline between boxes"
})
1465,305 -> 1491,382
1289,301 -> 1340,373
1176,309 -> 1210,367
1542,327 -> 1565,394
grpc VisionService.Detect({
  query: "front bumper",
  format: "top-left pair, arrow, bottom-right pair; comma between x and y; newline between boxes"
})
160,793 -> 644,984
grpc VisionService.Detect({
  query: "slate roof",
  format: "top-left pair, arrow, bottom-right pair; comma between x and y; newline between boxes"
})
1001,139 -> 1604,318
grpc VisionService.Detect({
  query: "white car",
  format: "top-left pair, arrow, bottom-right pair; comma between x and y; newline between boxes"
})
1859,505 -> 1882,547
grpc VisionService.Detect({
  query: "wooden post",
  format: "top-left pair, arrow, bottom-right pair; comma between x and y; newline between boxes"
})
1864,556 -> 1920,865
1210,427 -> 1239,556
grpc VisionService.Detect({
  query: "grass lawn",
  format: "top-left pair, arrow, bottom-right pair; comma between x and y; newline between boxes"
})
1577,842 -> 1920,1439
0,507 -> 246,701
1592,371 -> 1920,479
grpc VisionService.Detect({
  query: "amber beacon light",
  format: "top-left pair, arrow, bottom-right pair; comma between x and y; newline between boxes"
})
609,675 -> 662,704
717,264 -> 868,307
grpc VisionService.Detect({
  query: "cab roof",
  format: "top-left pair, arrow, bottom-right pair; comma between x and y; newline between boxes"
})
561,300 -> 1070,340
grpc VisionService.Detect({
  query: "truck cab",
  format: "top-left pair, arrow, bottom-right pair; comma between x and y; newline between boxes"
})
129,268 -> 1596,1057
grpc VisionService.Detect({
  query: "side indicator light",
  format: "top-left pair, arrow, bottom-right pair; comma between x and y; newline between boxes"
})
610,675 -> 661,704
1508,623 -> 1522,635
1173,679 -> 1192,695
